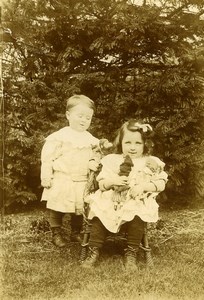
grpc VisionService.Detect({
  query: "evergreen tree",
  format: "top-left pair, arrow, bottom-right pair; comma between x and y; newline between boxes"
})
1,0 -> 204,206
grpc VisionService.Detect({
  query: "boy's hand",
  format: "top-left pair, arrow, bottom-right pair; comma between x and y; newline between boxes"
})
41,179 -> 52,188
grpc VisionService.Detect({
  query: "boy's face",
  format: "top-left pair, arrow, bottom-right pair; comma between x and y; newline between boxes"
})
122,130 -> 144,159
66,104 -> 94,132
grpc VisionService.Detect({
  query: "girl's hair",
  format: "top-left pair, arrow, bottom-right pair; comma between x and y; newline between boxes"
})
113,119 -> 154,155
66,94 -> 96,112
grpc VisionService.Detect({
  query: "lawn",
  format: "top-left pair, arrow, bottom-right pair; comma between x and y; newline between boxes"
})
1,204 -> 204,300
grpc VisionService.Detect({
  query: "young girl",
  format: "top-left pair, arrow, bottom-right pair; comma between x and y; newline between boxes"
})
41,95 -> 99,247
82,119 -> 168,270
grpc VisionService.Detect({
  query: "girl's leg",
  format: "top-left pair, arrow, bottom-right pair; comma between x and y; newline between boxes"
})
70,214 -> 83,242
82,217 -> 109,268
89,217 -> 109,248
124,215 -> 145,270
126,215 -> 145,248
48,209 -> 66,248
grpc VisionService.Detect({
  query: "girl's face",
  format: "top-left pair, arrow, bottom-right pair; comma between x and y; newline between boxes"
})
66,104 -> 94,132
122,130 -> 144,159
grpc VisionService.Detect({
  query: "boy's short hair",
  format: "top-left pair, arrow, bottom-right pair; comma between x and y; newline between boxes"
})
66,94 -> 96,112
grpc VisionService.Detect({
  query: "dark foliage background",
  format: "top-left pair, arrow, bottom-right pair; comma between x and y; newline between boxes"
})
1,0 -> 204,208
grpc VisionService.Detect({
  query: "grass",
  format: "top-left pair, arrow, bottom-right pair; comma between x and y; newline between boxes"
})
1,205 -> 204,300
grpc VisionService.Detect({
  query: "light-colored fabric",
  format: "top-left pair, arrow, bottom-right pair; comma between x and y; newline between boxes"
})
41,126 -> 98,213
87,154 -> 168,233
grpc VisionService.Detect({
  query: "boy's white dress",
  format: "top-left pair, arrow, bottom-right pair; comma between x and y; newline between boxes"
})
87,154 -> 168,233
41,126 -> 98,213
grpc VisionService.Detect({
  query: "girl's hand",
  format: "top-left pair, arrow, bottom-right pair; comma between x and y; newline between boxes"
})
129,184 -> 144,199
113,175 -> 128,187
99,176 -> 128,191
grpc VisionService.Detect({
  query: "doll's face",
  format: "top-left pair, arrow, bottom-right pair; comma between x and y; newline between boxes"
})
66,104 -> 94,132
122,130 -> 144,159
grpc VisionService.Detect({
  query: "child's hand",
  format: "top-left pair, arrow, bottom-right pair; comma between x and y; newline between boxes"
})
129,185 -> 144,199
88,159 -> 100,172
99,139 -> 113,151
113,175 -> 128,187
41,179 -> 52,188
99,176 -> 128,191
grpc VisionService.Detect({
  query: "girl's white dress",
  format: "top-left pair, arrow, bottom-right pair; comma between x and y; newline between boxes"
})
41,126 -> 98,213
87,154 -> 168,233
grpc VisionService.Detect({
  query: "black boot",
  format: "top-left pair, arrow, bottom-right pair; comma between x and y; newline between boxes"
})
124,246 -> 138,271
52,227 -> 66,248
81,247 -> 100,268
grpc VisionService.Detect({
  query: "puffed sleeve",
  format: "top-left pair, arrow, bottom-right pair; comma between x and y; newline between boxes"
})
86,131 -> 99,147
40,137 -> 61,187
90,135 -> 99,146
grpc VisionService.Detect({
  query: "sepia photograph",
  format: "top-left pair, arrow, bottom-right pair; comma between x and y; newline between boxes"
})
0,0 -> 204,299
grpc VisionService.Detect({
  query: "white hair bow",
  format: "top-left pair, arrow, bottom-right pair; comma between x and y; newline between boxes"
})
133,122 -> 152,132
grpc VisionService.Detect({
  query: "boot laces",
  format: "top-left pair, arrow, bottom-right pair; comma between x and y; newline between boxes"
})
125,246 -> 137,261
86,247 -> 99,261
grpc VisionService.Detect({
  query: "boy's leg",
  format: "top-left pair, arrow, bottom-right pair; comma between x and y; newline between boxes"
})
82,217 -> 109,268
70,214 -> 83,242
124,215 -> 145,270
48,209 -> 66,248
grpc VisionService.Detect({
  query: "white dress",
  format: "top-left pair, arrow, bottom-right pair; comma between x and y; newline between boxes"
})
41,126 -> 98,213
87,154 -> 168,233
